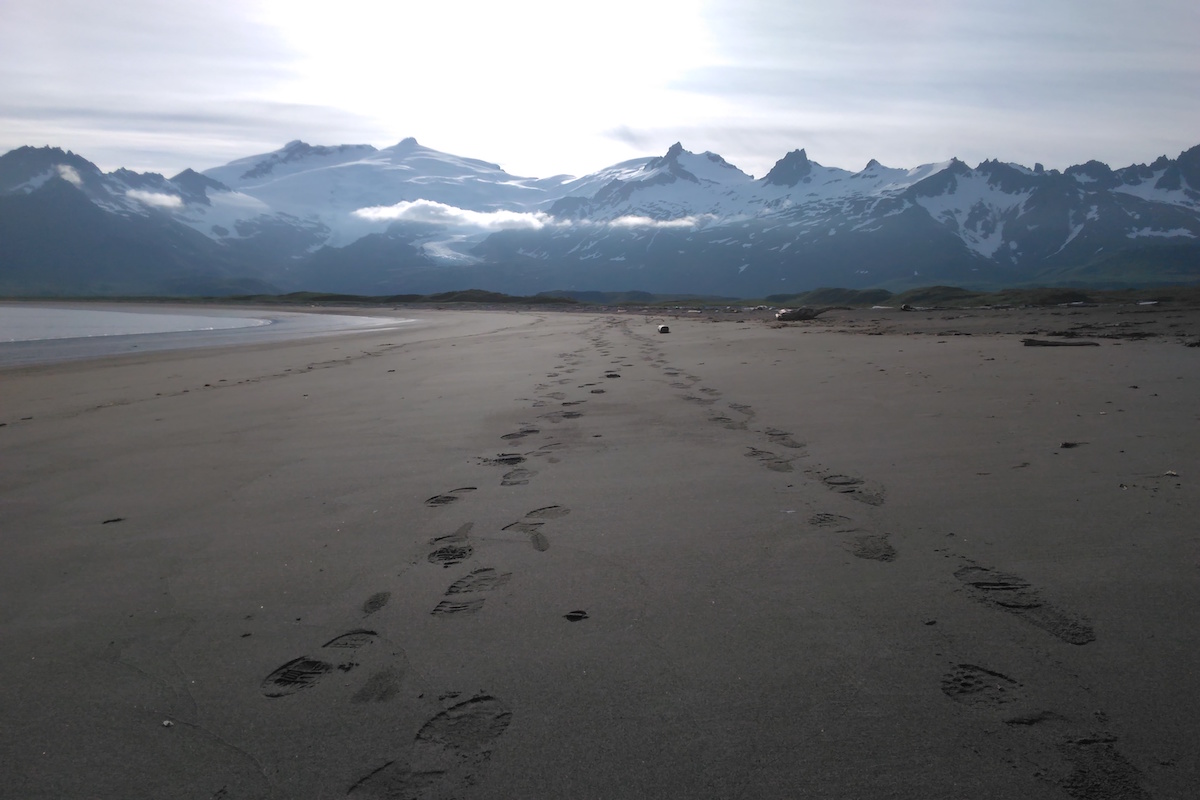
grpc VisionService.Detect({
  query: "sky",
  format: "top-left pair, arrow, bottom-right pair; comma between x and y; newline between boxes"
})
1,0 -> 1198,180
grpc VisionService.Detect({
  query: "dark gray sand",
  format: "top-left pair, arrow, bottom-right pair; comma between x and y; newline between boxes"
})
1,305 -> 1197,799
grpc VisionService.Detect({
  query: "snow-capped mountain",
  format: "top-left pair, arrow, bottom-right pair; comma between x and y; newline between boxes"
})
2,137 -> 1199,297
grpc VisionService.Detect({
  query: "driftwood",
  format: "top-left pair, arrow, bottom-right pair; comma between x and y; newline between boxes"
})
775,306 -> 840,321
1021,338 -> 1100,347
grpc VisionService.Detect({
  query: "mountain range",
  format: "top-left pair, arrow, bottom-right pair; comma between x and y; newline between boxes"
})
2,137 -> 1199,297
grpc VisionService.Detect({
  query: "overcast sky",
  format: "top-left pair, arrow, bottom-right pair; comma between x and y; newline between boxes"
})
2,0 -> 1197,179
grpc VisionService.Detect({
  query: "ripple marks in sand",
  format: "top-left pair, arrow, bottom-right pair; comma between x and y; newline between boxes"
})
347,695 -> 513,798
261,629 -> 378,697
955,564 -> 1095,645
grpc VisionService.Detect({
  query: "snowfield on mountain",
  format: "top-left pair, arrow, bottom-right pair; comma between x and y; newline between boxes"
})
2,138 -> 1198,296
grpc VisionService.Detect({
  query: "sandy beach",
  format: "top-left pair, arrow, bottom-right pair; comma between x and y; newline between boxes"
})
1,304 -> 1197,799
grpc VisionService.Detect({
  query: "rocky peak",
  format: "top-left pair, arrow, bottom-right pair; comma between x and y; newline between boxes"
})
762,149 -> 812,187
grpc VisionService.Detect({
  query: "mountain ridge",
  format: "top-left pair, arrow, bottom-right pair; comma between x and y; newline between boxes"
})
2,139 -> 1198,297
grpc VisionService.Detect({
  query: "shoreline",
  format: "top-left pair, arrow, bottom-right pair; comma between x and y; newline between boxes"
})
0,301 -> 425,368
1,306 -> 1196,798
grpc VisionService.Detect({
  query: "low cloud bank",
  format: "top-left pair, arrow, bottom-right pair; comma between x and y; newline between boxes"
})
607,214 -> 716,228
127,189 -> 184,209
353,199 -> 717,232
55,164 -> 83,187
353,199 -> 551,230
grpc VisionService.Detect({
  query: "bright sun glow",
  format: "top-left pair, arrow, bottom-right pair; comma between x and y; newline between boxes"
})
251,0 -> 722,172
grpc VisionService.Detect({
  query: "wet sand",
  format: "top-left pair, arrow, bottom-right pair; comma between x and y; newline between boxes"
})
1,305 -> 1197,799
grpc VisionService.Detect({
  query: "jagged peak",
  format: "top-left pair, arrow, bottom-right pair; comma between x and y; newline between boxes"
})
1065,159 -> 1114,177
762,149 -> 812,187
170,168 -> 229,192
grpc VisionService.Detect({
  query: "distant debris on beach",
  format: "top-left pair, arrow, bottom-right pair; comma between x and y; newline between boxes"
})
1022,338 -> 1101,347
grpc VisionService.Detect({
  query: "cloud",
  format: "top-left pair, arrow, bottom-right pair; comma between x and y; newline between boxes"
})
55,164 -> 83,187
353,199 -> 551,230
608,215 -> 716,229
126,189 -> 183,209
352,201 -> 718,234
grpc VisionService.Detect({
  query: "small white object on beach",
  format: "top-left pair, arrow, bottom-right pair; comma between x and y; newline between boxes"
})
657,325 -> 670,334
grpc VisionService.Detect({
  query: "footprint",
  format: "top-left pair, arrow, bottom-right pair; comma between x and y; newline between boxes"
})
347,695 -> 513,798
501,467 -> 537,486
428,523 -> 474,568
811,470 -> 885,505
477,453 -> 526,467
810,513 -> 851,527
526,442 -> 565,458
445,568 -> 512,595
362,592 -> 391,616
351,667 -> 403,704
323,630 -> 377,650
431,598 -> 486,616
503,506 -> 569,551
502,521 -> 543,534
955,564 -> 1096,645
261,658 -> 332,698
847,533 -> 896,562
502,520 -> 548,551
1058,737 -> 1150,800
823,474 -> 862,488
745,447 -> 794,472
765,428 -> 805,449
261,629 -> 378,697
501,428 -> 540,441
941,664 -> 1022,707
525,505 -> 570,520
728,402 -> 755,419
424,487 -> 476,507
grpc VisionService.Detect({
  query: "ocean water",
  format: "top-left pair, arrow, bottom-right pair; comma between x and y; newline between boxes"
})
0,306 -> 270,342
0,305 -> 415,367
